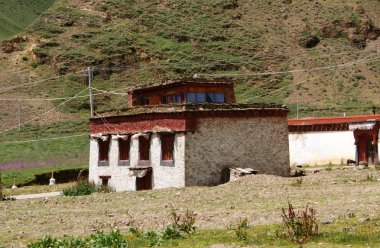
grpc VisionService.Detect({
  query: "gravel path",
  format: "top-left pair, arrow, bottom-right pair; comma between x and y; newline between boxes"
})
11,191 -> 61,200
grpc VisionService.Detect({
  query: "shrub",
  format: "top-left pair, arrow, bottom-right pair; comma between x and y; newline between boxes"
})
30,61 -> 38,68
229,218 -> 249,241
62,180 -> 114,196
170,207 -> 196,235
62,180 -> 97,196
162,225 -> 181,240
28,231 -> 125,248
281,203 -> 318,245
366,174 -> 375,182
89,230 -> 127,248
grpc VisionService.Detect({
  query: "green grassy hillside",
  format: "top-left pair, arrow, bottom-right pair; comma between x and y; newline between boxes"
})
0,0 -> 54,41
0,0 -> 379,172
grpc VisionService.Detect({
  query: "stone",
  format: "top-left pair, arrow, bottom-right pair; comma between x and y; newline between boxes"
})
321,220 -> 333,224
298,35 -> 320,48
343,227 -> 356,232
359,217 -> 370,222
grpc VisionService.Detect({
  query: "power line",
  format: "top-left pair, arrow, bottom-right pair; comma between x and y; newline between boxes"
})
194,57 -> 380,78
0,88 -> 88,135
0,69 -> 87,94
90,86 -> 129,95
0,133 -> 88,145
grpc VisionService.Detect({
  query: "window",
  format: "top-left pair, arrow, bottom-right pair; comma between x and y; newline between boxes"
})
187,92 -> 206,102
100,176 -> 110,186
206,92 -> 216,102
139,135 -> 150,160
162,94 -> 184,104
196,92 -> 206,102
215,93 -> 225,103
206,92 -> 225,103
187,92 -> 196,102
118,137 -> 130,161
98,139 -> 110,161
140,96 -> 150,105
161,134 -> 175,161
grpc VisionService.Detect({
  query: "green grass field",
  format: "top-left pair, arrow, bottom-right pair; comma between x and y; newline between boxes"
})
0,120 -> 89,186
1,163 -> 86,187
0,0 -> 54,41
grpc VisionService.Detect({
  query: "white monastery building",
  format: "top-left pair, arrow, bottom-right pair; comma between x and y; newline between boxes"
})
289,115 -> 380,166
88,79 -> 290,191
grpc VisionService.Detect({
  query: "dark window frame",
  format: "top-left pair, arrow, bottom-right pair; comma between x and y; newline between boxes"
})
118,137 -> 130,161
139,135 -> 151,161
98,138 -> 110,162
161,133 -> 175,161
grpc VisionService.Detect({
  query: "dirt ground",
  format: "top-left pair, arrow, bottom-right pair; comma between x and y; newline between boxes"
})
1,167 -> 379,247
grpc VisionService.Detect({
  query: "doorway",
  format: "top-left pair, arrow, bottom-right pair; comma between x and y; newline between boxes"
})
358,134 -> 375,164
136,169 -> 152,191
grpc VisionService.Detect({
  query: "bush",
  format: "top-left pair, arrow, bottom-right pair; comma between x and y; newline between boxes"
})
89,230 -> 127,248
62,180 -> 114,196
281,203 -> 318,245
170,207 -> 196,235
62,180 -> 97,196
28,230 -> 125,248
30,61 -> 38,68
229,218 -> 249,241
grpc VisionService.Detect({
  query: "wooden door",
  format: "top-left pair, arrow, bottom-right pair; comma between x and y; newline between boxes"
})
136,170 -> 152,191
358,134 -> 372,163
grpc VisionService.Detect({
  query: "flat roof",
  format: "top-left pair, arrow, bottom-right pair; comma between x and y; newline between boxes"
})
128,78 -> 234,93
288,114 -> 380,126
92,103 -> 288,120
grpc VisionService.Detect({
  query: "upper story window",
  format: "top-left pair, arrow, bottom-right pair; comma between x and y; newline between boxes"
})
139,135 -> 150,161
207,92 -> 225,103
139,96 -> 150,105
118,137 -> 130,161
187,92 -> 206,102
98,138 -> 110,161
162,94 -> 184,104
187,92 -> 224,103
161,133 -> 175,161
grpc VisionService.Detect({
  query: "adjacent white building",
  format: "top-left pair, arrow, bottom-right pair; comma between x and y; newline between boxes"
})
289,115 -> 380,166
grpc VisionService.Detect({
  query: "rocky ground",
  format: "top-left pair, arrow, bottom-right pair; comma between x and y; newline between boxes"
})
0,166 -> 379,247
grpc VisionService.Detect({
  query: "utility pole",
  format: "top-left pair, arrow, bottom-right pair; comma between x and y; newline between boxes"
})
18,104 -> 21,130
88,67 -> 94,118
296,87 -> 300,118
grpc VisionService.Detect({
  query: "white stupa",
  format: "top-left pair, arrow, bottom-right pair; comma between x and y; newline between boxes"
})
11,179 -> 17,189
49,172 -> 56,186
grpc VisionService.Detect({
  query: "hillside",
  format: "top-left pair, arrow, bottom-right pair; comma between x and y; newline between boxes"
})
0,0 -> 55,41
0,0 -> 379,168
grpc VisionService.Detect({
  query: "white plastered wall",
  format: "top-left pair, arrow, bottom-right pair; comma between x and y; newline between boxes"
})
151,133 -> 186,189
89,136 -> 134,191
289,131 -> 356,166
89,133 -> 186,191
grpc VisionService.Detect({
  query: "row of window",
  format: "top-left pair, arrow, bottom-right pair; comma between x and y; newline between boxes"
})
98,134 -> 175,163
162,92 -> 225,104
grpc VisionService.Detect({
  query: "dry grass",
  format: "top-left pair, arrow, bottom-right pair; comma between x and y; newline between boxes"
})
0,168 -> 379,247
3,182 -> 74,196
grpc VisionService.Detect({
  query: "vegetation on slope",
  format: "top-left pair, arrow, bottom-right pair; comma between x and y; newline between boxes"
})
0,0 -> 379,169
0,0 -> 55,41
